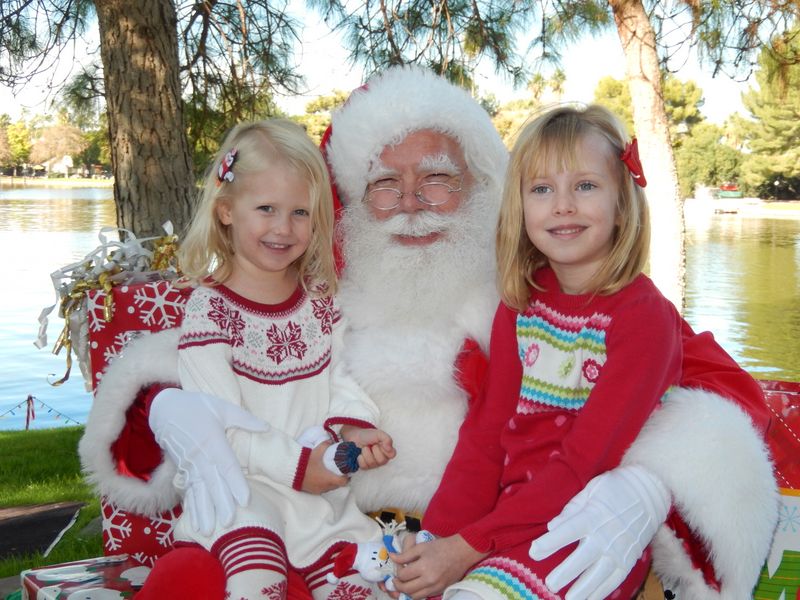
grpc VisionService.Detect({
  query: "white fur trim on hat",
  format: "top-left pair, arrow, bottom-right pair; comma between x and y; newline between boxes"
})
327,64 -> 509,205
78,329 -> 183,516
623,387 -> 778,598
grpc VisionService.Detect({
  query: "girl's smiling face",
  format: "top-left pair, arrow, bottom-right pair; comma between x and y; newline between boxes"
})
217,162 -> 312,293
522,131 -> 620,294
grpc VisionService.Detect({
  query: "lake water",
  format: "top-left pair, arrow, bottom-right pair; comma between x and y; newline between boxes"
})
1,186 -> 799,430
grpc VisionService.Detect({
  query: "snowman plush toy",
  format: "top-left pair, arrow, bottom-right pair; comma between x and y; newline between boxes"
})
326,522 -> 435,599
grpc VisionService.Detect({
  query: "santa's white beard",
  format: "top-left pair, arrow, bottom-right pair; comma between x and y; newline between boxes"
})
336,186 -> 499,513
338,185 -> 496,328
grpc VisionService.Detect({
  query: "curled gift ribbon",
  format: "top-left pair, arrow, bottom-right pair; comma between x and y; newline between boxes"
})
620,138 -> 647,188
35,221 -> 181,389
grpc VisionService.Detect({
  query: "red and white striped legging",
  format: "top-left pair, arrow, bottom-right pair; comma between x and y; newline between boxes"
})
210,527 -> 375,600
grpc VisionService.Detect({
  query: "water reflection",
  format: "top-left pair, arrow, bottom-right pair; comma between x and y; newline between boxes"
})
0,186 -> 116,233
685,214 -> 800,382
1,185 -> 116,430
1,187 -> 799,430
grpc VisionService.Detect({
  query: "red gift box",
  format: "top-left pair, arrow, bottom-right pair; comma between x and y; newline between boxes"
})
87,279 -> 190,565
87,279 -> 191,390
21,554 -> 149,599
100,497 -> 182,568
760,379 -> 800,489
754,379 -> 800,599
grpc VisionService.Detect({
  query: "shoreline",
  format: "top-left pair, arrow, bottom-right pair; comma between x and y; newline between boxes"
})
685,197 -> 800,221
1,178 -> 798,219
0,176 -> 114,189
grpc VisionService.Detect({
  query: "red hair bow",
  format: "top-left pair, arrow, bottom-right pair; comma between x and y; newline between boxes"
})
620,138 -> 647,188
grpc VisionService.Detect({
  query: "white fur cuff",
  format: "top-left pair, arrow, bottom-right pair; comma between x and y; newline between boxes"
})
78,329 -> 183,516
624,387 -> 778,598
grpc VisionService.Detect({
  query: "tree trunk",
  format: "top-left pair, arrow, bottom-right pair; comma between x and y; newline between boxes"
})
95,0 -> 195,239
609,0 -> 686,312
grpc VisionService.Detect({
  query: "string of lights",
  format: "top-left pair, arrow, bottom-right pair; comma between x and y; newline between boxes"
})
0,395 -> 82,429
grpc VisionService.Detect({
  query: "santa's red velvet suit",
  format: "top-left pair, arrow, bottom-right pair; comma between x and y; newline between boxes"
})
80,65 -> 778,599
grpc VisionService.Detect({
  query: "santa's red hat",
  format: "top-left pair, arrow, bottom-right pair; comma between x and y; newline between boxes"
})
324,65 -> 509,207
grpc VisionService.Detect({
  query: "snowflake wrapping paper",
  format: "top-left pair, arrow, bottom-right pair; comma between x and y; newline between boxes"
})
87,280 -> 191,389
101,498 -> 181,568
21,554 -> 149,599
754,379 -> 800,599
87,280 -> 189,567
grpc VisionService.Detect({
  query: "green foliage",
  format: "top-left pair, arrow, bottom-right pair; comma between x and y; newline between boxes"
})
59,65 -> 105,130
0,126 -> 10,164
6,120 -> 31,167
75,126 -> 110,171
321,0 -> 528,85
304,90 -> 350,114
662,77 -> 704,141
0,0 -> 94,85
593,77 -> 633,133
737,30 -> 800,199
491,71 -> 567,145
2,0 -> 303,184
594,74 -> 705,140
593,73 -> 739,198
185,86 -> 285,179
0,426 -> 102,579
492,99 -> 537,146
479,92 -> 500,117
674,122 -> 742,198
292,90 -> 350,146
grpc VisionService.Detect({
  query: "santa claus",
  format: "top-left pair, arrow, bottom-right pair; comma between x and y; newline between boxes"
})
80,65 -> 777,599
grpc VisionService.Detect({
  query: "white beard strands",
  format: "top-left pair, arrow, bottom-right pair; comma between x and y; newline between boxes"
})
338,183 -> 497,328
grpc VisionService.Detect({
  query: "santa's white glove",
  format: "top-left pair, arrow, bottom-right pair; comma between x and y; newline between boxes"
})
149,388 -> 270,536
529,464 -> 670,600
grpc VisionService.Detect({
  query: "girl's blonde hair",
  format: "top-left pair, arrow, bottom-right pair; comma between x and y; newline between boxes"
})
179,119 -> 337,296
497,104 -> 650,311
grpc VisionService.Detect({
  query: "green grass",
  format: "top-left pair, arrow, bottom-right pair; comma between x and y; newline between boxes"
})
0,426 -> 103,579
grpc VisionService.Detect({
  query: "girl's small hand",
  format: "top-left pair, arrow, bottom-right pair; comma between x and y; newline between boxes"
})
389,534 -> 486,599
378,532 -> 422,598
340,426 -> 397,470
301,441 -> 348,494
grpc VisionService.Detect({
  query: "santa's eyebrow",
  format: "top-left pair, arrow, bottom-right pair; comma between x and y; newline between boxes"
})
418,153 -> 459,173
366,162 -> 395,182
365,153 -> 461,185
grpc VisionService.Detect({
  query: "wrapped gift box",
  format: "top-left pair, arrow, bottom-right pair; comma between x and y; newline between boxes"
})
101,497 -> 181,568
754,379 -> 800,599
87,279 -> 191,390
87,279 -> 190,564
21,554 -> 149,599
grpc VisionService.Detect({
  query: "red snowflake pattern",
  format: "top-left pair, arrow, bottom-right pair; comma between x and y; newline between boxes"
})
261,580 -> 287,599
328,581 -> 372,600
582,358 -> 602,383
208,296 -> 245,347
266,321 -> 307,364
311,296 -> 335,335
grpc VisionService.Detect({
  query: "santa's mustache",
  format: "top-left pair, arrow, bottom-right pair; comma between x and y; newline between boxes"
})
377,211 -> 453,238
